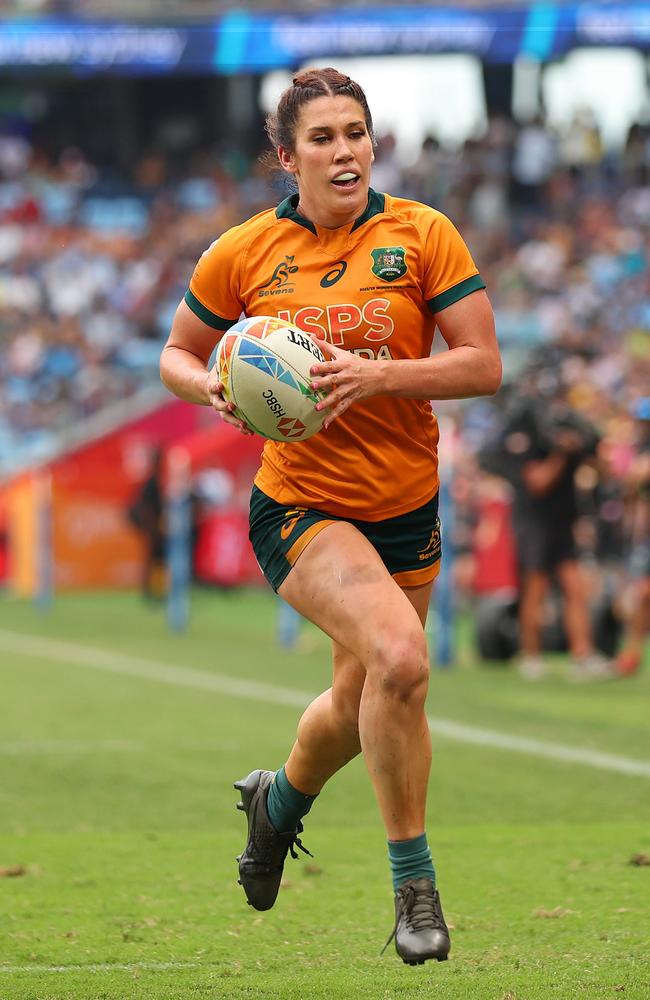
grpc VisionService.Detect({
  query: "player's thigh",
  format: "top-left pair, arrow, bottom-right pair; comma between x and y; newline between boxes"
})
278,520 -> 428,678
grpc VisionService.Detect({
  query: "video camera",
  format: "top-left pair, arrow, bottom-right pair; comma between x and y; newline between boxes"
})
544,404 -> 600,458
478,394 -> 599,483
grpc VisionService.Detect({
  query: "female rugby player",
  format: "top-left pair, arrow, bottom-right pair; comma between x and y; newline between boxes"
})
160,67 -> 501,966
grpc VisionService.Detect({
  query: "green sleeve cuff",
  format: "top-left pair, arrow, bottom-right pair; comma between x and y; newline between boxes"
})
184,289 -> 237,331
427,273 -> 486,314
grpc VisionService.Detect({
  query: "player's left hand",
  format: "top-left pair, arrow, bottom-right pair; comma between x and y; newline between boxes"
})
308,337 -> 384,428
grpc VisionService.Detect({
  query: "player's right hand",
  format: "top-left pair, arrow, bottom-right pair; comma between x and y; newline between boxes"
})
206,367 -> 254,436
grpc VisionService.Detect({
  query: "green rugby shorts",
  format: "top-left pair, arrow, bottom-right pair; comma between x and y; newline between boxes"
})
249,485 -> 441,592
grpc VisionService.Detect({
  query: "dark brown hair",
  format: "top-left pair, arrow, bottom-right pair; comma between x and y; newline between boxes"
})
266,67 -> 375,153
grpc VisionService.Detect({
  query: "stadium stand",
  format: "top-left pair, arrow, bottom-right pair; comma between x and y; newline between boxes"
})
0,134 -> 276,470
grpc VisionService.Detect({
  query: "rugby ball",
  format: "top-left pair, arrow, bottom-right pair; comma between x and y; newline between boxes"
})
215,316 -> 328,442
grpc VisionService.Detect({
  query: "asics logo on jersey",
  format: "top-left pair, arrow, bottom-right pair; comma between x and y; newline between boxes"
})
320,261 -> 347,288
280,509 -> 308,539
259,256 -> 299,293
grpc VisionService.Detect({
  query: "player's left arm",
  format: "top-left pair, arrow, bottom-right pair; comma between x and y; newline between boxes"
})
309,290 -> 501,427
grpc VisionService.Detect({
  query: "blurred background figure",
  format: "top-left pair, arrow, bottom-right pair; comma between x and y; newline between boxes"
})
127,448 -> 166,602
485,376 -> 613,681
510,115 -> 558,210
615,398 -> 650,677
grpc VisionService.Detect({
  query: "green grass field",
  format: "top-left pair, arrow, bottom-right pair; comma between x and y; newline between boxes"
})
1,588 -> 649,1000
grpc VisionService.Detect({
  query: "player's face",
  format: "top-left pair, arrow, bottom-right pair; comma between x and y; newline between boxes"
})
278,95 -> 374,229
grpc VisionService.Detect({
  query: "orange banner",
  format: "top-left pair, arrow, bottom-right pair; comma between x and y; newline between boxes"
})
5,473 -> 37,597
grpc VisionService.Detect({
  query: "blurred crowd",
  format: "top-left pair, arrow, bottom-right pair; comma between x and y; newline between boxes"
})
0,108 -> 648,668
0,136 -> 268,465
2,111 -> 648,456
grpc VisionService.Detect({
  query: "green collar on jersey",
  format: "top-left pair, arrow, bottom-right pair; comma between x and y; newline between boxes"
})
276,188 -> 385,235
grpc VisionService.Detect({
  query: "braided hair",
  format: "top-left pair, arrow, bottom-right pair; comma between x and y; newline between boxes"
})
266,67 -> 375,152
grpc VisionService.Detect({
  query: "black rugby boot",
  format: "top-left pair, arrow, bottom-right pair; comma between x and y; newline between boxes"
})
382,877 -> 451,965
233,769 -> 311,911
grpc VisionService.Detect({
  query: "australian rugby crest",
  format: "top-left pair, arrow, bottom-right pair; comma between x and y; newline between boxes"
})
370,246 -> 407,282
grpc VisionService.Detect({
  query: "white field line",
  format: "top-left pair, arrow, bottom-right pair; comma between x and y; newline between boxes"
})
1,629 -> 649,780
0,961 -> 200,975
0,739 -> 140,755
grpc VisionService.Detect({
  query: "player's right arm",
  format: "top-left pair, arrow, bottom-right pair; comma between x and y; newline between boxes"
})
161,300 -> 251,434
161,224 -> 252,434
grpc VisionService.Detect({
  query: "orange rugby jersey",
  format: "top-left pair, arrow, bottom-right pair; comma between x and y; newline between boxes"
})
186,189 -> 485,520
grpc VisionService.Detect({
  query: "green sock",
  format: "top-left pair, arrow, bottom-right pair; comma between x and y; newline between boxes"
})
266,766 -> 317,834
388,833 -> 436,891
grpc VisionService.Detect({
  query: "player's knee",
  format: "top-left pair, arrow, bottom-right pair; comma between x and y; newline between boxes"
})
374,630 -> 429,703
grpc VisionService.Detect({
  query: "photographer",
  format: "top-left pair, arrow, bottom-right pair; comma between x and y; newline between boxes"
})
498,383 -> 614,681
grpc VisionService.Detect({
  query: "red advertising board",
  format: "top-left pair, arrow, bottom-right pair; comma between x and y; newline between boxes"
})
3,399 -> 264,592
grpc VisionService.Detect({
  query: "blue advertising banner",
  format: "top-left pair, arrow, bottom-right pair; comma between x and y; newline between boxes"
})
575,2 -> 650,46
214,7 -> 529,73
0,5 -> 649,75
0,21 -> 209,74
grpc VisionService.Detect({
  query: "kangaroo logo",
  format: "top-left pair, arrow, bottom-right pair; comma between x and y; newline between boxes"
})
417,520 -> 441,561
259,255 -> 299,291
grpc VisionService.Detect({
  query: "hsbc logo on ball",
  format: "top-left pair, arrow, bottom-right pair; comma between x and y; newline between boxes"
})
278,417 -> 306,438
